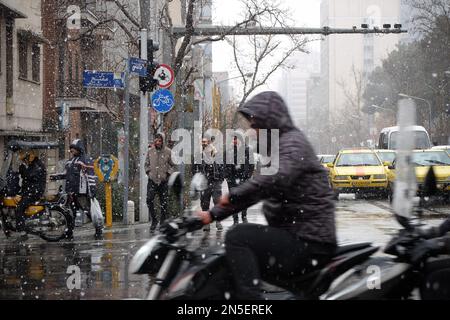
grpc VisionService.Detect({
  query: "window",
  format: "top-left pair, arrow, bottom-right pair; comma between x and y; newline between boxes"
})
18,34 -> 28,79
336,153 -> 381,166
17,33 -> 41,83
31,43 -> 40,82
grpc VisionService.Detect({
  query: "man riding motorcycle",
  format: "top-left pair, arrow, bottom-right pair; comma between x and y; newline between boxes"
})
195,91 -> 337,299
15,150 -> 47,240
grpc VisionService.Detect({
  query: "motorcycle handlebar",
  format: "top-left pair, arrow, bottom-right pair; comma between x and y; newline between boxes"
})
159,216 -> 205,240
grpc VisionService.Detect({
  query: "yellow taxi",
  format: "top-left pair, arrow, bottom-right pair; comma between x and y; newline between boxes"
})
327,149 -> 389,197
387,149 -> 450,199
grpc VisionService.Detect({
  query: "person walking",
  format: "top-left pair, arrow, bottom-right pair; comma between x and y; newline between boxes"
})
145,133 -> 176,231
193,137 -> 224,232
225,135 -> 254,224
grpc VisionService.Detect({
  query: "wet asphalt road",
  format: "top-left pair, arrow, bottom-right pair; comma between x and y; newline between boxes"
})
0,196 -> 448,300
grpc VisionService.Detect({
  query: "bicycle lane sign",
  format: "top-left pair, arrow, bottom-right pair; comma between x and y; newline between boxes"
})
151,89 -> 174,113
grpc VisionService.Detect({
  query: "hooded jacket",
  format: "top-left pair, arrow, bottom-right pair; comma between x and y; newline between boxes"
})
19,158 -> 46,198
65,139 -> 97,196
145,133 -> 176,185
210,91 -> 337,246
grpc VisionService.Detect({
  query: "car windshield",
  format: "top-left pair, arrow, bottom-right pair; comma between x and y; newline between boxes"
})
321,155 -> 335,163
376,152 -> 396,163
336,153 -> 381,166
412,151 -> 450,166
390,131 -> 430,150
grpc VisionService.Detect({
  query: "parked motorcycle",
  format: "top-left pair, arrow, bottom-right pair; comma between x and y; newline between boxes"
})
0,141 -> 74,242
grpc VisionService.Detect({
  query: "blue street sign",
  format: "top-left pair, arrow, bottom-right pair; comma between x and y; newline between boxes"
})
83,70 -> 124,88
129,57 -> 147,76
151,89 -> 174,113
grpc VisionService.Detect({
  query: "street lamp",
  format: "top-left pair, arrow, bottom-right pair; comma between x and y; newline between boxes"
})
398,93 -> 432,137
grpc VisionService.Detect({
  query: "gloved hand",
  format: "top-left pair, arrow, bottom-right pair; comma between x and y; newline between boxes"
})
184,216 -> 207,232
410,238 -> 445,264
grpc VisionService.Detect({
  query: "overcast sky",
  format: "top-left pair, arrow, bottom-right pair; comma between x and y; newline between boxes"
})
211,0 -> 321,94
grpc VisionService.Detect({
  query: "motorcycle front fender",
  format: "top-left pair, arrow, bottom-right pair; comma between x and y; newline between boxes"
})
164,252 -> 231,300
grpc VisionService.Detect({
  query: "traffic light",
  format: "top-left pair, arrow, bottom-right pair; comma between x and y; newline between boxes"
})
138,39 -> 160,93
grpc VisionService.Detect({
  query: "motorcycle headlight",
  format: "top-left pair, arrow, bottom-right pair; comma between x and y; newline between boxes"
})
373,174 -> 387,180
334,175 -> 348,180
129,236 -> 168,275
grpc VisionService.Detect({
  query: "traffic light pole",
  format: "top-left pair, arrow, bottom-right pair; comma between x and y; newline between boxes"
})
139,29 -> 149,223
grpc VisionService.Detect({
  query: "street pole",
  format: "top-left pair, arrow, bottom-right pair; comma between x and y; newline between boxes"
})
398,93 -> 432,141
139,29 -> 149,223
122,56 -> 130,224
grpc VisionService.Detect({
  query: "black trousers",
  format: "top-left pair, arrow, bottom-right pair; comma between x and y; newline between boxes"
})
16,195 -> 40,231
147,180 -> 169,223
225,223 -> 335,299
226,179 -> 247,221
69,193 -> 90,218
200,180 -> 222,211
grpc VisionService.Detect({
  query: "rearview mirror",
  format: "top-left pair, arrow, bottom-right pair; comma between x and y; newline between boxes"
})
383,161 -> 391,167
326,163 -> 334,168
388,164 -> 395,170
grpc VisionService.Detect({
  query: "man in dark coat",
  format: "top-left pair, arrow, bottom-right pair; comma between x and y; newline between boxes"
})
64,139 -> 101,239
192,137 -> 224,232
16,150 -> 47,237
196,91 -> 337,299
225,135 -> 254,224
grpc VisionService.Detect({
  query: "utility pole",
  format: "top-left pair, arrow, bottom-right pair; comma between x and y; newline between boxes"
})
123,54 -> 130,224
139,0 -> 150,222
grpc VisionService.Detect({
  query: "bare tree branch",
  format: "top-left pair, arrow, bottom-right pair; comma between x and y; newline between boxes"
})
113,0 -> 141,29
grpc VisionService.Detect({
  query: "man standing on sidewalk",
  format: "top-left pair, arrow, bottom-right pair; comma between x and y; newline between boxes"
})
193,137 -> 224,232
225,135 -> 254,224
145,133 -> 176,231
64,139 -> 101,240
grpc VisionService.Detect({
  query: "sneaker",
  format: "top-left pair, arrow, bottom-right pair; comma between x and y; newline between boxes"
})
233,220 -> 239,225
65,232 -> 74,241
94,228 -> 103,240
203,224 -> 211,232
242,216 -> 248,223
94,232 -> 103,240
216,222 -> 223,231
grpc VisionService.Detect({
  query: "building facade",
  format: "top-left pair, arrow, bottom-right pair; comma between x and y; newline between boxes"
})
0,0 -> 45,161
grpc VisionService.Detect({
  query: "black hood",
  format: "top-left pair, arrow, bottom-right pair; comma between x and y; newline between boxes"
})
69,139 -> 85,155
238,91 -> 295,133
